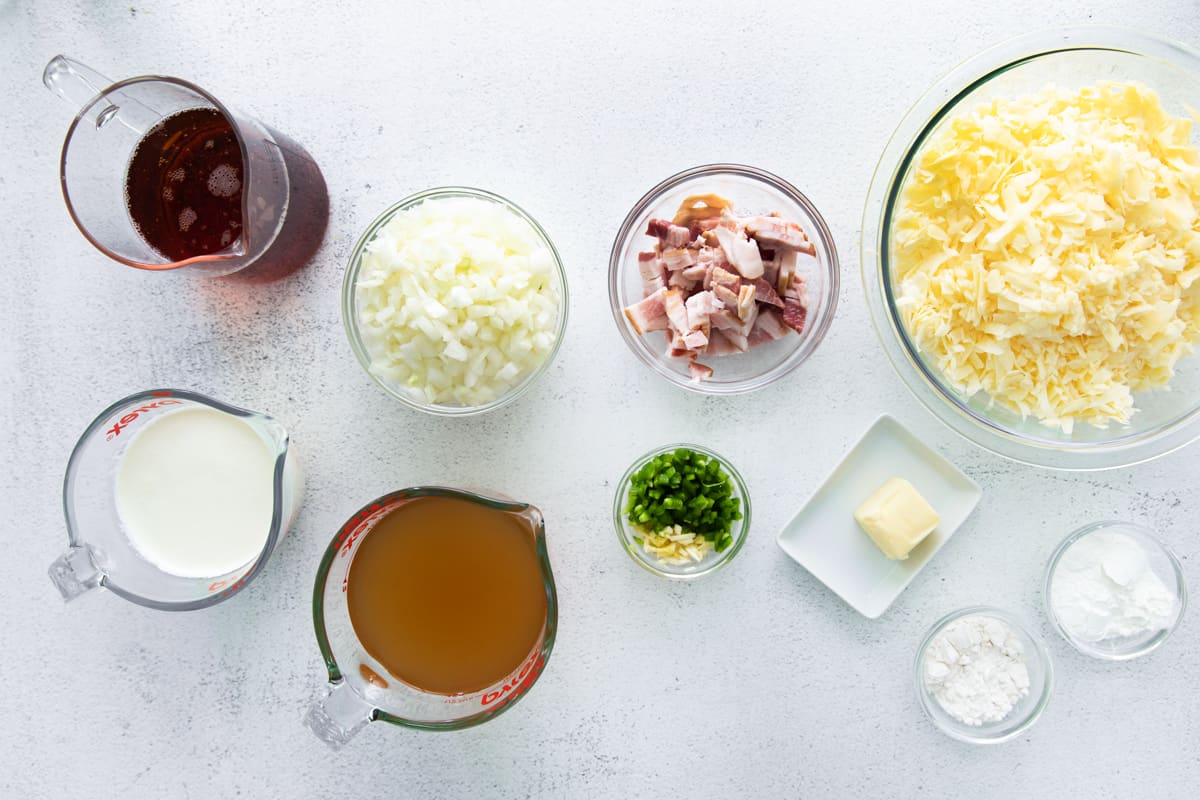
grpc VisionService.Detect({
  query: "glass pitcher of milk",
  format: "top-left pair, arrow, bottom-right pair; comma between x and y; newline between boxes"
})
49,389 -> 304,610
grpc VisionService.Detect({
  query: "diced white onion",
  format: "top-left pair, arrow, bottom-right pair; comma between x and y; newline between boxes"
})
356,196 -> 562,406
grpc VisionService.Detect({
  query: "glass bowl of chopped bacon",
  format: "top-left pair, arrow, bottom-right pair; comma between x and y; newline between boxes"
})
608,164 -> 840,394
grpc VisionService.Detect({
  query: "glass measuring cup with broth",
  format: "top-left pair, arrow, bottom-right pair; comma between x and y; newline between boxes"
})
306,488 -> 558,746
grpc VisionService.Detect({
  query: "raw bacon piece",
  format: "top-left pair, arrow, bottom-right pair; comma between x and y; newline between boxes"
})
713,225 -> 764,279
782,299 -> 807,334
775,250 -> 797,296
668,271 -> 699,292
752,278 -> 784,308
748,308 -> 789,345
697,248 -> 727,289
705,328 -> 739,356
681,263 -> 708,281
735,298 -> 759,335
746,215 -> 816,254
646,219 -> 692,249
709,308 -> 742,332
623,288 -> 670,334
682,329 -> 709,349
710,266 -> 741,292
760,248 -> 780,288
638,251 -> 666,296
690,216 -> 722,238
712,283 -> 740,311
685,290 -> 722,330
663,289 -> 690,333
782,271 -> 808,334
666,329 -> 693,359
672,194 -> 733,228
688,361 -> 714,382
723,328 -> 750,352
662,248 -> 697,272
735,284 -> 757,320
784,270 -> 808,303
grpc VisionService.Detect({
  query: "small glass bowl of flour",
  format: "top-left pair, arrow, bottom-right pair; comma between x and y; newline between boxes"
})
915,607 -> 1054,744
1045,522 -> 1186,660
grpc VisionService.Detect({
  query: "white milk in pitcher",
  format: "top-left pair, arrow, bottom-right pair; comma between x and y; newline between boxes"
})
115,407 -> 276,577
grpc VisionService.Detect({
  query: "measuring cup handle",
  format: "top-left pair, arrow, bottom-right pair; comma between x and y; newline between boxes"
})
48,546 -> 101,602
43,56 -> 115,111
304,682 -> 373,749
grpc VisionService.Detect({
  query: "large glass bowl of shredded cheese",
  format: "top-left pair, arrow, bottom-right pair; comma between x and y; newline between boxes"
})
343,187 -> 568,416
863,27 -> 1200,469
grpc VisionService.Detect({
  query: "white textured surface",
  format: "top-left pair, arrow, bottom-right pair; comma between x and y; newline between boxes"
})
3,1 -> 1199,797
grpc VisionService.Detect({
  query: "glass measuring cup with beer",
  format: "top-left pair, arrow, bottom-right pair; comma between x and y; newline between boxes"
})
44,55 -> 328,281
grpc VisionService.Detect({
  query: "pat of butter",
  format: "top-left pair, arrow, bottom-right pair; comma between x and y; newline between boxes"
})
853,478 -> 939,560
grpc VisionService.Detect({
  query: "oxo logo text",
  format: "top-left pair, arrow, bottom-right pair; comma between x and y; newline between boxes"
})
105,399 -> 182,441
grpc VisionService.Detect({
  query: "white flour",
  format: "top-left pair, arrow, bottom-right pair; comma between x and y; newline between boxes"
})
1050,531 -> 1178,643
923,615 -> 1030,726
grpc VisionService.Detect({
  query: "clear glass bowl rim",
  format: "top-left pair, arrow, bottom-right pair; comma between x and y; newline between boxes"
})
612,442 -> 752,579
607,163 -> 840,395
341,186 -> 569,417
861,25 -> 1200,470
1041,520 -> 1188,661
913,604 -> 1055,744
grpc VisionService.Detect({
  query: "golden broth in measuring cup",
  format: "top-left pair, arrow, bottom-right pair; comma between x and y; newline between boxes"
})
306,487 -> 557,746
347,495 -> 547,694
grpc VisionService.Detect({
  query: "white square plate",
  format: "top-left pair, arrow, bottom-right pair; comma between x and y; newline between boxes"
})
776,415 -> 982,618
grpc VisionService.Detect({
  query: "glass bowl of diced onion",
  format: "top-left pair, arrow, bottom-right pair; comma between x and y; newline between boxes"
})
608,164 -> 840,395
862,27 -> 1200,470
613,443 -> 751,580
343,187 -> 568,416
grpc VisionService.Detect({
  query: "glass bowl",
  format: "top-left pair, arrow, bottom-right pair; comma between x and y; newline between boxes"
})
613,443 -> 751,579
862,27 -> 1200,469
915,606 -> 1054,744
1043,521 -> 1187,660
608,164 -> 839,394
342,187 -> 569,416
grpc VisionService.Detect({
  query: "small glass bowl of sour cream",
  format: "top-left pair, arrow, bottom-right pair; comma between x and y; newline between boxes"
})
1044,521 -> 1187,661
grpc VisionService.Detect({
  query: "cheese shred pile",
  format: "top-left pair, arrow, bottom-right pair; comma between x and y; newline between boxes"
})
894,81 -> 1200,432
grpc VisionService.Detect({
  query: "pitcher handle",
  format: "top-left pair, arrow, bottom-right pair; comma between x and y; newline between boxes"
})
43,55 -> 118,125
304,682 -> 373,749
48,545 -> 102,602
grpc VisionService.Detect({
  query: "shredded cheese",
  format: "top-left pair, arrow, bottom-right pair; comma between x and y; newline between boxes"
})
894,81 -> 1200,432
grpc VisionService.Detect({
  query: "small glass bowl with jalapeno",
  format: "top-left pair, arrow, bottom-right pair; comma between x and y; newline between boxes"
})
613,443 -> 751,579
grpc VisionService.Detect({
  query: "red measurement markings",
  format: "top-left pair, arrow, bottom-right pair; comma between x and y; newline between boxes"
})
208,569 -> 252,595
480,651 -> 545,708
105,399 -> 182,441
336,502 -> 393,593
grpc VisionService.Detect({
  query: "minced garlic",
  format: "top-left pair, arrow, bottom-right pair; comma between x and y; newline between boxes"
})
637,524 -> 713,565
894,81 -> 1200,432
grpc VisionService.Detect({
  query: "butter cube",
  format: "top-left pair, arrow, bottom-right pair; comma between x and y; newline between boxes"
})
853,478 -> 939,560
